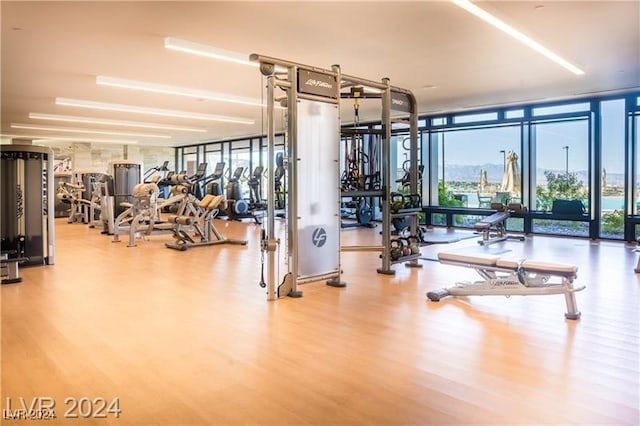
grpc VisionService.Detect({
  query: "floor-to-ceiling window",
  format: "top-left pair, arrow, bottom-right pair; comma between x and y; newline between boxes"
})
392,133 -> 411,192
230,141 -> 251,199
204,146 -> 223,195
438,124 -> 521,209
175,92 -> 640,241
600,99 -> 626,239
634,110 -> 640,217
182,146 -> 198,175
531,106 -> 590,237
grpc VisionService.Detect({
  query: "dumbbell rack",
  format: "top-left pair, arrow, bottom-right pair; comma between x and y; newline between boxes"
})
387,208 -> 422,265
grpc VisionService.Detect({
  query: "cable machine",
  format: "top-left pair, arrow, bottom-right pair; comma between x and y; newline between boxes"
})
253,55 -> 344,300
1,145 -> 55,266
337,82 -> 422,275
252,53 -> 422,300
340,87 -> 381,229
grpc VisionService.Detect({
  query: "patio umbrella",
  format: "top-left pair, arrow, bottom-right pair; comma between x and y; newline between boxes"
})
479,169 -> 488,192
500,150 -> 521,195
602,168 -> 607,188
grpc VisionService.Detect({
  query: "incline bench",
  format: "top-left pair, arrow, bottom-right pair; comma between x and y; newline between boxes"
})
1,252 -> 28,284
474,211 -> 525,246
427,251 -> 585,319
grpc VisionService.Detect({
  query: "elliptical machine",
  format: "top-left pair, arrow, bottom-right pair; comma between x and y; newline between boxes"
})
247,166 -> 267,212
224,167 -> 260,224
205,162 -> 226,196
225,167 -> 246,216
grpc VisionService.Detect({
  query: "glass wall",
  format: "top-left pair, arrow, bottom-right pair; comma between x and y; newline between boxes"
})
635,112 -> 640,215
531,118 -> 590,211
230,142 -> 250,198
205,148 -> 223,172
180,147 -> 198,175
421,95 -> 639,241
175,91 -> 640,241
391,133 -> 411,192
436,125 -> 521,208
600,100 -> 626,239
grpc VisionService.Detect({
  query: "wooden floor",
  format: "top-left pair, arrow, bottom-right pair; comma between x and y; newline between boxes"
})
2,219 -> 639,425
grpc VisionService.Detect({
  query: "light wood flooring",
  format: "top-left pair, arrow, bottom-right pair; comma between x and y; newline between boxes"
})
1,218 -> 639,425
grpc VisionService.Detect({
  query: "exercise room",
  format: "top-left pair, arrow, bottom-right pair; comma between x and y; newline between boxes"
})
1,2 -> 639,425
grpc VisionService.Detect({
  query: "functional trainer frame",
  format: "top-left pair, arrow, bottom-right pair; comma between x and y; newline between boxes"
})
252,54 -> 344,300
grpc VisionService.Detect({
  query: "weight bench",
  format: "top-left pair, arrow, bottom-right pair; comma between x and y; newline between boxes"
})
474,211 -> 525,246
1,253 -> 29,284
427,251 -> 585,319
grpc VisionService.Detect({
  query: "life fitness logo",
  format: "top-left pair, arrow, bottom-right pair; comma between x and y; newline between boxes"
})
305,79 -> 333,89
312,227 -> 327,248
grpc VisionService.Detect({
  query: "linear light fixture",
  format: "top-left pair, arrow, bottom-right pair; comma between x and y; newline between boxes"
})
1,133 -> 138,144
164,37 -> 258,67
96,76 -> 267,108
451,0 -> 585,75
11,123 -> 170,139
55,98 -> 255,124
33,138 -> 139,145
29,113 -> 206,132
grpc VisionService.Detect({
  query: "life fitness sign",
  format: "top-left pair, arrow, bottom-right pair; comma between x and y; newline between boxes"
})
297,69 -> 337,99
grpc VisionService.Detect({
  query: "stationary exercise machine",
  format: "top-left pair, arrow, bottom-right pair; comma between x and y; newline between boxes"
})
165,194 -> 248,251
53,172 -> 73,218
427,251 -> 585,319
1,145 -> 55,266
109,160 -> 142,217
337,81 -> 422,275
93,174 -> 116,234
247,166 -> 267,212
224,166 -> 261,224
253,53 -> 345,300
143,160 -> 170,183
113,165 -> 210,247
274,152 -> 286,216
187,162 -> 209,200
340,87 -> 380,230
56,181 -> 87,223
113,181 -> 177,247
204,162 -> 226,196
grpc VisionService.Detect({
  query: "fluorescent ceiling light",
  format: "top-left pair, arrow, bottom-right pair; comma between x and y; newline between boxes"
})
55,98 -> 255,124
29,113 -> 206,132
451,0 -> 585,75
165,37 -> 257,67
1,133 -> 138,144
11,123 -> 170,139
34,138 -> 138,145
96,76 -> 267,108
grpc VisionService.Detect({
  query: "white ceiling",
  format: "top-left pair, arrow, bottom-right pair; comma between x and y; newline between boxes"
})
2,1 -> 639,147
